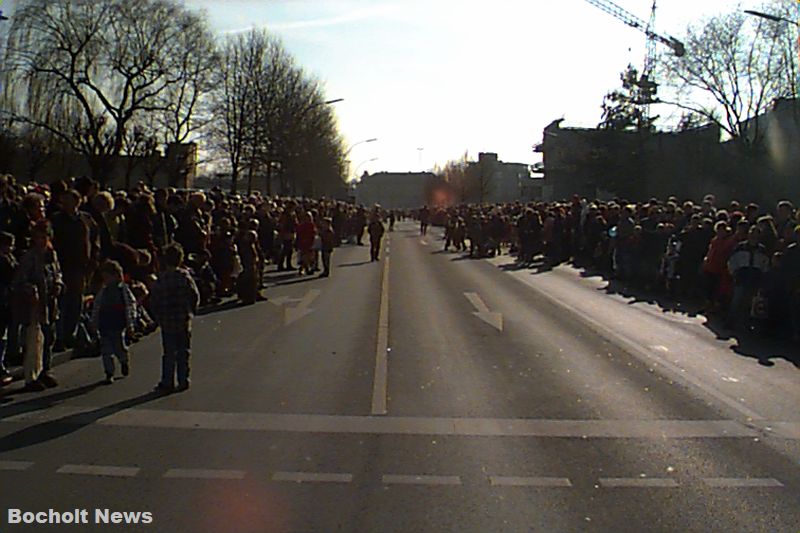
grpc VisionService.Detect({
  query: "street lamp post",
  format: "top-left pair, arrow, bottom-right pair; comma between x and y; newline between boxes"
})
345,137 -> 378,157
345,138 -> 378,180
354,157 -> 379,177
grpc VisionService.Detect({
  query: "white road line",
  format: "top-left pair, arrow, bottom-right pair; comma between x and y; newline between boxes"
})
599,477 -> 679,488
703,478 -> 784,488
6,406 -> 765,438
164,468 -> 246,480
0,460 -> 34,471
383,474 -> 462,485
57,464 -> 140,477
371,236 -> 390,416
489,476 -> 572,487
272,472 -> 353,483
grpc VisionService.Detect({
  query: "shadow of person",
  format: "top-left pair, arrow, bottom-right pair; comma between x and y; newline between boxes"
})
0,390 -> 164,453
0,381 -> 105,419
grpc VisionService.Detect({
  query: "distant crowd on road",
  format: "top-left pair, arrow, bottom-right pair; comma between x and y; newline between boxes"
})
0,173 -> 391,393
417,195 -> 800,341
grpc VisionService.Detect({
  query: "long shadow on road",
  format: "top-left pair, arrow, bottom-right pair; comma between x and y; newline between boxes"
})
0,391 -> 164,453
0,382 -> 106,418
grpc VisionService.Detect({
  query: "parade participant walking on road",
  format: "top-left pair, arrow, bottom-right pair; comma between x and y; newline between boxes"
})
368,214 -> 385,262
419,206 -> 430,236
91,260 -> 136,384
319,218 -> 336,278
149,243 -> 200,393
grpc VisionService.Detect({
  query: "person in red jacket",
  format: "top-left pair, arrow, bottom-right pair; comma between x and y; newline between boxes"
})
295,212 -> 317,275
701,221 -> 735,313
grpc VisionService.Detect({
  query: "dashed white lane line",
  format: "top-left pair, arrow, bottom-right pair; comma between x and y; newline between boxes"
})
489,476 -> 572,487
599,477 -> 679,488
272,472 -> 353,483
0,460 -> 34,471
703,478 -> 784,488
382,474 -> 462,486
57,464 -> 140,477
164,468 -> 246,480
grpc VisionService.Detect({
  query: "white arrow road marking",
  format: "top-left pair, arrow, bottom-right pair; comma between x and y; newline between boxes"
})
464,292 -> 503,332
269,296 -> 304,307
284,289 -> 321,325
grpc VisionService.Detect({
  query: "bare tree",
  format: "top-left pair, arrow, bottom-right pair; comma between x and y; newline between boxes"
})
2,0 -> 215,185
210,30 -> 268,193
660,1 -> 796,148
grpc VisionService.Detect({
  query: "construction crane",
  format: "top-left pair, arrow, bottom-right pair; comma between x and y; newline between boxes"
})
584,0 -> 685,60
584,0 -> 686,120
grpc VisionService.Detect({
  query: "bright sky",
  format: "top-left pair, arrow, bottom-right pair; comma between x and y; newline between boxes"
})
13,0 -> 757,176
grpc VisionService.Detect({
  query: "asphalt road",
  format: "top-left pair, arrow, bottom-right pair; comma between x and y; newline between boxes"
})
1,220 -> 800,533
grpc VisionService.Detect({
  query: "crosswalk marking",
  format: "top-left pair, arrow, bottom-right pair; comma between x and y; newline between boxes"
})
164,468 -> 246,480
490,476 -> 572,487
703,478 -> 783,488
599,477 -> 679,488
272,472 -> 353,483
383,474 -> 461,485
57,464 -> 140,477
1,460 -> 789,490
0,460 -> 34,471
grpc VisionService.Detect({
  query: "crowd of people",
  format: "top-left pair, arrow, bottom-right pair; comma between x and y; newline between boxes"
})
2,169 -> 796,393
0,173 -> 388,392
429,194 -> 800,340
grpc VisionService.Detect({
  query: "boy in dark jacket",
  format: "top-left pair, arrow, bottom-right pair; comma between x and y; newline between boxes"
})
91,260 -> 136,384
149,243 -> 199,393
